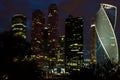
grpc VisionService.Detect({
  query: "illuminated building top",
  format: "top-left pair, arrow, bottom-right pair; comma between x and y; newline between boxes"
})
11,14 -> 26,39
13,14 -> 26,17
101,3 -> 117,9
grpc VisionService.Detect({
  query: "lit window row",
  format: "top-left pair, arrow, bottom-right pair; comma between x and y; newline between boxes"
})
12,28 -> 24,31
12,23 -> 26,27
36,21 -> 42,25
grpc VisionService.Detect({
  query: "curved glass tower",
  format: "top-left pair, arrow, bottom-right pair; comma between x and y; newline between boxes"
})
95,3 -> 118,64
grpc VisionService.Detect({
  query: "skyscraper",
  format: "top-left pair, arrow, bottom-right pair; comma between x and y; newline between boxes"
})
65,15 -> 84,71
95,3 -> 118,65
11,14 -> 26,39
90,18 -> 97,65
47,4 -> 58,58
31,9 -> 45,54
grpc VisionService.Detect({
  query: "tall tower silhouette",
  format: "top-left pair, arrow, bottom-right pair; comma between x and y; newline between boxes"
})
47,4 -> 58,58
31,9 -> 45,54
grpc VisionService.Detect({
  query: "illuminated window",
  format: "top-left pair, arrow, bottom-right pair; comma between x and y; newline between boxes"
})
36,22 -> 42,25
48,33 -> 50,35
34,38 -> 37,40
111,44 -> 115,46
48,13 -> 53,17
53,39 -> 55,42
54,10 -> 57,13
22,35 -> 26,39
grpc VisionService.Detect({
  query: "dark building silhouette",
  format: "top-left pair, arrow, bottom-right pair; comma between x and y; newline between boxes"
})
47,4 -> 58,58
31,9 -> 45,54
65,15 -> 84,72
11,14 -> 26,39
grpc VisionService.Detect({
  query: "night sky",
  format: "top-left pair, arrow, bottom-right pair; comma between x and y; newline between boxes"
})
0,0 -> 120,58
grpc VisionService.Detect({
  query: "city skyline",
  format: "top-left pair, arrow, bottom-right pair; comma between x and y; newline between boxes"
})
0,1 -> 120,79
0,0 -> 120,58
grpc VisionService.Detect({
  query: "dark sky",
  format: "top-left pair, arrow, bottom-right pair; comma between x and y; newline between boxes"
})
0,0 -> 120,58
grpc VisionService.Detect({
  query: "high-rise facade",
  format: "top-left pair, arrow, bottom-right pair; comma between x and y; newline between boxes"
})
47,4 -> 58,58
90,18 -> 97,65
65,15 -> 84,71
56,35 -> 65,67
31,9 -> 45,54
42,26 -> 48,56
95,3 -> 119,65
11,14 -> 26,39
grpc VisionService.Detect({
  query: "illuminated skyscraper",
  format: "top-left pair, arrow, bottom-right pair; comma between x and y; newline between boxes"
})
95,3 -> 118,65
47,4 -> 58,58
31,9 -> 45,54
65,15 -> 84,71
11,14 -> 26,39
90,18 -> 97,65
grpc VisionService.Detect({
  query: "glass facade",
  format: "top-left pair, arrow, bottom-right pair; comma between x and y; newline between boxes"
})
95,3 -> 118,64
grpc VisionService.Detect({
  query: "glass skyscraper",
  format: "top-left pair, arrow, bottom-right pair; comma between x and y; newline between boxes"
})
95,3 -> 118,65
65,15 -> 84,72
